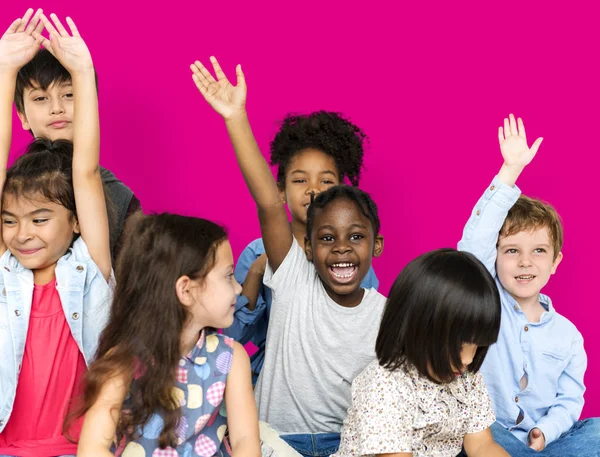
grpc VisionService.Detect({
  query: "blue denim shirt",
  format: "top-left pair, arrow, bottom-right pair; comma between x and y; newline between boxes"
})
458,176 -> 586,445
223,237 -> 380,383
0,237 -> 114,432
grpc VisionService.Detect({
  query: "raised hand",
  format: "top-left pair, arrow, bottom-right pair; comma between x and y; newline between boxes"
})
498,113 -> 543,169
0,8 -> 44,73
191,56 -> 246,120
40,13 -> 93,75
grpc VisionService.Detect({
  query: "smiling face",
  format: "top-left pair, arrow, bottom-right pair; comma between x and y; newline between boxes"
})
305,198 -> 383,307
280,148 -> 340,225
2,192 -> 79,283
17,80 -> 74,141
496,226 -> 563,306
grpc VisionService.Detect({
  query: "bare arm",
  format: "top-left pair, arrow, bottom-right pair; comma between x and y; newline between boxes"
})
40,14 -> 111,280
0,9 -> 44,256
225,341 -> 261,457
77,372 -> 129,457
241,253 -> 266,310
463,427 -> 509,457
191,58 -> 292,271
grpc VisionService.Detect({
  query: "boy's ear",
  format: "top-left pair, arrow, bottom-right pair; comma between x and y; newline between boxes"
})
16,110 -> 31,132
304,237 -> 313,261
372,235 -> 384,258
551,251 -> 563,274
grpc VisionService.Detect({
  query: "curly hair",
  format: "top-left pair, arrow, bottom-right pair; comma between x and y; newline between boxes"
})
270,111 -> 368,187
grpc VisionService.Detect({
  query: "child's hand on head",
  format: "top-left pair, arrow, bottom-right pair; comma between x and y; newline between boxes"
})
39,13 -> 93,75
0,8 -> 44,73
497,113 -> 543,186
191,56 -> 246,120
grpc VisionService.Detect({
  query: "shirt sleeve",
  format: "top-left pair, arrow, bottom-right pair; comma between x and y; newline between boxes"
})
457,176 -> 521,276
263,238 -> 310,294
466,372 -> 496,435
350,365 -> 415,455
534,334 -> 587,444
360,265 -> 379,290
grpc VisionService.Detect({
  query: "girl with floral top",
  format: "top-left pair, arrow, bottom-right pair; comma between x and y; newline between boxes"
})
333,249 -> 510,457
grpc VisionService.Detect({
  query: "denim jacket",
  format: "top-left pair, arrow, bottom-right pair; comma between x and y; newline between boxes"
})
0,237 -> 114,432
458,177 -> 586,445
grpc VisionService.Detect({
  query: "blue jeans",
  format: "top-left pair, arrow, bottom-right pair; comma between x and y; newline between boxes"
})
457,420 -> 600,456
280,433 -> 340,457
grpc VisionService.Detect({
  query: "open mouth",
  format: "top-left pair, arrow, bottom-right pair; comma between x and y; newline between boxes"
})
329,262 -> 358,284
515,275 -> 536,282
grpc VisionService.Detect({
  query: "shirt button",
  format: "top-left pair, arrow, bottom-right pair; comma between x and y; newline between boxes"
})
72,312 -> 80,320
490,185 -> 495,191
524,326 -> 529,332
476,210 -> 481,216
76,265 -> 84,272
14,310 -> 20,316
1,288 -> 5,296
3,266 -> 9,272
0,419 -> 4,426
514,305 -> 518,310
515,396 -> 519,403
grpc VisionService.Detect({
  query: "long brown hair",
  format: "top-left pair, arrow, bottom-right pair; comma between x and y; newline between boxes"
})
74,212 -> 227,448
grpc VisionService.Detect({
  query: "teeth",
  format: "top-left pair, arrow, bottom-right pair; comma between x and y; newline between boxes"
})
331,263 -> 355,267
516,275 -> 535,280
333,272 -> 354,278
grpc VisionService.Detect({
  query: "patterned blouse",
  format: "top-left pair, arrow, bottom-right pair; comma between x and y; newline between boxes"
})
333,360 -> 495,457
115,330 -> 235,457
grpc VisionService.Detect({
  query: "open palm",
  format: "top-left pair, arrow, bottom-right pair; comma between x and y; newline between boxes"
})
40,14 -> 93,74
0,9 -> 44,71
191,56 -> 246,120
498,114 -> 543,168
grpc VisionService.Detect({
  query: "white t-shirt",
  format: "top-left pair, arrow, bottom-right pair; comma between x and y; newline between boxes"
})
254,239 -> 386,434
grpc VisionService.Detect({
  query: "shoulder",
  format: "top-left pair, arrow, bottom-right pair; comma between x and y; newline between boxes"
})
362,288 -> 388,308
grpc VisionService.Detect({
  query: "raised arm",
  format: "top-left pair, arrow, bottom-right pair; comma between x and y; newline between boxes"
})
458,114 -> 543,274
0,8 -> 44,256
40,14 -> 111,280
191,58 -> 292,272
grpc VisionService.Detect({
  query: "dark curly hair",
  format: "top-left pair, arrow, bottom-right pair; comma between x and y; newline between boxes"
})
270,111 -> 367,187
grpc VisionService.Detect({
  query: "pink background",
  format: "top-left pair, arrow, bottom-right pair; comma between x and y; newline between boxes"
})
5,1 -> 599,417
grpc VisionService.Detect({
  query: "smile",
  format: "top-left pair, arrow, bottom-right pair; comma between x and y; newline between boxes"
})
329,262 -> 358,283
18,248 -> 41,255
515,275 -> 536,281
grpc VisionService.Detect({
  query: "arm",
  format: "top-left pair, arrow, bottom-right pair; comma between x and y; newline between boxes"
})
41,14 -> 111,280
463,428 -> 509,457
0,9 -> 44,256
191,58 -> 292,272
457,114 -> 543,274
242,253 -> 267,310
225,341 -> 261,457
531,335 -> 586,446
77,372 -> 129,457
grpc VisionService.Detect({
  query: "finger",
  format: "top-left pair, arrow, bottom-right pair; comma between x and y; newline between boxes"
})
503,118 -> 511,137
530,137 -> 544,155
37,34 -> 52,52
33,15 -> 45,37
25,8 -> 43,34
509,113 -> 518,136
210,56 -> 227,81
190,65 -> 211,90
4,18 -> 22,35
17,9 -> 34,32
65,17 -> 80,37
50,13 -> 69,37
517,117 -> 527,138
498,126 -> 504,144
41,14 -> 59,37
235,64 -> 246,89
49,33 -> 63,55
193,60 -> 217,85
33,33 -> 46,49
191,73 -> 209,95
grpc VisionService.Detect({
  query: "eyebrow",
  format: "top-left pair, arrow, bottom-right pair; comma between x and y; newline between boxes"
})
499,242 -> 551,248
1,208 -> 54,217
317,223 -> 369,231
28,82 -> 73,92
290,169 -> 337,176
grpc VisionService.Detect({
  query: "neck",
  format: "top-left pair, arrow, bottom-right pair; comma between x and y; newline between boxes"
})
291,218 -> 307,247
33,264 -> 57,285
513,293 -> 545,322
180,321 -> 203,356
324,285 -> 365,308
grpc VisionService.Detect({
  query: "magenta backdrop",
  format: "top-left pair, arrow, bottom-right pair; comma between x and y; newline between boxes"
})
5,1 -> 599,417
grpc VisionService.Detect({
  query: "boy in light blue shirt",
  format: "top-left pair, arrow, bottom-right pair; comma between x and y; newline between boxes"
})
458,114 -> 599,456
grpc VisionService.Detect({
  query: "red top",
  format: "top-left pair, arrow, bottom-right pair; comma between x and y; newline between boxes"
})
0,279 -> 87,457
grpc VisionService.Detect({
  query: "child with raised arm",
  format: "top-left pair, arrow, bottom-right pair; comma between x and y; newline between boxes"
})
226,110 -> 379,385
10,20 -> 140,261
0,10 -> 112,457
333,248 -> 510,457
76,213 -> 262,457
457,114 -> 600,456
192,57 -> 386,457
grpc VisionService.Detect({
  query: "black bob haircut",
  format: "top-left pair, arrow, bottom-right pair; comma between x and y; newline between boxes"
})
376,248 -> 501,384
306,185 -> 380,240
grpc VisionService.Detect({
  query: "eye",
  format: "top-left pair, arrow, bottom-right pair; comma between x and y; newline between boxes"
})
322,180 -> 335,185
2,219 -> 16,226
63,93 -> 73,99
505,248 -> 517,254
33,218 -> 48,224
534,248 -> 547,254
320,235 -> 334,242
33,96 -> 47,102
349,234 -> 364,241
292,179 -> 307,184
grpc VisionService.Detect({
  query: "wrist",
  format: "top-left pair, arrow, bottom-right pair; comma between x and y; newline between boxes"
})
0,64 -> 20,78
69,65 -> 95,78
497,163 -> 524,187
224,108 -> 248,123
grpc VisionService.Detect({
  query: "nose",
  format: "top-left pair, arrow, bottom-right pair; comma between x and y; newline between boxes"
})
49,97 -> 65,115
333,238 -> 352,254
234,277 -> 242,295
519,252 -> 532,267
16,222 -> 33,243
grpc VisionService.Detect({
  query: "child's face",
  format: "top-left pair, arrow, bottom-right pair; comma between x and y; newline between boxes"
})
280,149 -> 340,225
17,80 -> 74,141
188,240 -> 242,329
1,193 -> 79,281
496,226 -> 563,305
305,198 -> 383,307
